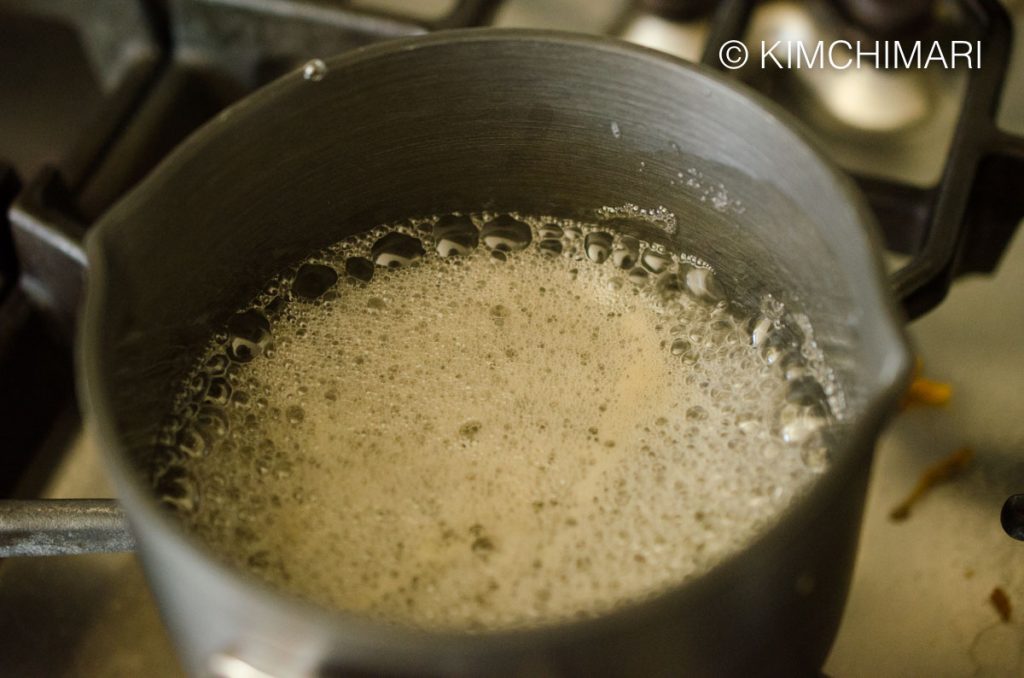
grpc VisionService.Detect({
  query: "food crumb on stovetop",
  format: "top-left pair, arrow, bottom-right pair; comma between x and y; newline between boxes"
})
889,447 -> 974,522
900,358 -> 953,409
989,587 -> 1012,622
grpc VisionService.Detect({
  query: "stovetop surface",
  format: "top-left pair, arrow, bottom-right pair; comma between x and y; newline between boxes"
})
1,0 -> 1023,675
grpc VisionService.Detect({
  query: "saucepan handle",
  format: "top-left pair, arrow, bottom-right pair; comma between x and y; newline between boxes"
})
0,499 -> 134,557
4,168 -> 125,558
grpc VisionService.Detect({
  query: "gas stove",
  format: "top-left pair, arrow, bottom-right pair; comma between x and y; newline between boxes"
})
0,1 -> 1022,675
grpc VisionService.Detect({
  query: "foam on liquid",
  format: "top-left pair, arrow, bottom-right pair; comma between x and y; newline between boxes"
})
157,214 -> 835,631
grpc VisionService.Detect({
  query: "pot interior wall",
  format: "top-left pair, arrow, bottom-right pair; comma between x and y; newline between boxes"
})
89,33 -> 901,491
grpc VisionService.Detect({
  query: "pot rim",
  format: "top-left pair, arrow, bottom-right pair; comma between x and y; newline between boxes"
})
78,27 -> 912,666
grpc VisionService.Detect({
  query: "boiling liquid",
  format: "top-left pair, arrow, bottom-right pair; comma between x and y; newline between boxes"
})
157,214 -> 834,630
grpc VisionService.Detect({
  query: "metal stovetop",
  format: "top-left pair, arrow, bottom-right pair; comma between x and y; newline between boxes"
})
1,0 -> 1023,675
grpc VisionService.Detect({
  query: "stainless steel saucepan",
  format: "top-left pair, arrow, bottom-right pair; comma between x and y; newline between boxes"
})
2,30 -> 914,676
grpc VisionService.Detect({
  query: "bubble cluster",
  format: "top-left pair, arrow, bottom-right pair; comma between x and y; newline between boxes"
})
153,212 -> 839,631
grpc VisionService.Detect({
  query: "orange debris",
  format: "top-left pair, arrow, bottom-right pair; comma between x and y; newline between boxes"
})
890,447 -> 974,522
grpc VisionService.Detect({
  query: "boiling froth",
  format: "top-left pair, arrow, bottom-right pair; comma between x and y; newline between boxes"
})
158,214 -> 834,630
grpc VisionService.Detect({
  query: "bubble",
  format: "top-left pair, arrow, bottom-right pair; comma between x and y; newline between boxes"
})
785,365 -> 806,381
584,232 -> 613,264
627,267 -> 649,285
481,214 -> 532,252
538,239 -> 563,256
264,296 -> 288,318
372,232 -> 425,269
799,444 -> 829,473
155,466 -> 199,513
611,237 -> 639,270
225,309 -> 272,363
176,426 -> 209,458
749,316 -> 772,348
538,223 -> 563,240
205,377 -> 232,406
195,405 -> 229,439
777,403 -> 826,444
433,214 -> 480,257
685,406 -> 709,421
640,249 -> 672,274
345,257 -> 375,283
670,338 -> 691,356
203,354 -> 230,376
150,445 -> 185,476
684,267 -> 723,302
786,376 -> 829,414
732,411 -> 758,432
292,263 -> 338,300
654,272 -> 686,301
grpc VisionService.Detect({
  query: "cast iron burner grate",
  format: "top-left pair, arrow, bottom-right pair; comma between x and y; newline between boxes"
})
700,0 -> 1024,319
